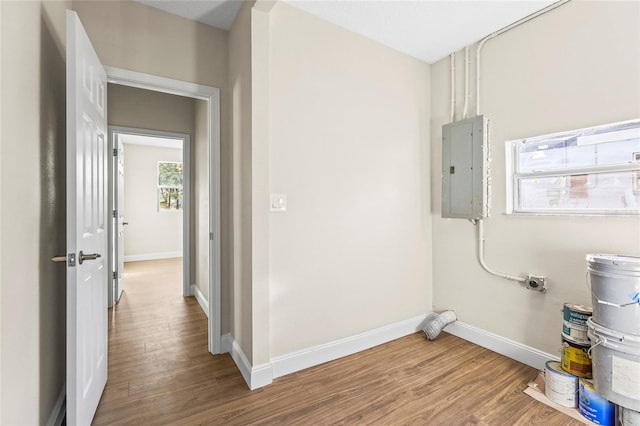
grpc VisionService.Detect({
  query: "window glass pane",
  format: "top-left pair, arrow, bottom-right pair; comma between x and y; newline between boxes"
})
517,171 -> 640,212
158,161 -> 183,211
517,123 -> 640,173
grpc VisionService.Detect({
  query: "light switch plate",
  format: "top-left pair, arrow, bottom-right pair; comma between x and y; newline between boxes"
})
270,194 -> 286,212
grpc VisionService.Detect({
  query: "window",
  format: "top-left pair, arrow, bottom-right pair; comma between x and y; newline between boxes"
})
158,161 -> 183,211
506,119 -> 640,215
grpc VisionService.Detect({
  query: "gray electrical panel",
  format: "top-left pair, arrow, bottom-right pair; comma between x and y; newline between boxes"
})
442,115 -> 488,219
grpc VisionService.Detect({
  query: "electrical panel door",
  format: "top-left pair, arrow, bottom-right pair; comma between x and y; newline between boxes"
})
442,116 -> 488,219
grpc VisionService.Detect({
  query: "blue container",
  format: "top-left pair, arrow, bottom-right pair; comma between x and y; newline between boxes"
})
579,378 -> 615,426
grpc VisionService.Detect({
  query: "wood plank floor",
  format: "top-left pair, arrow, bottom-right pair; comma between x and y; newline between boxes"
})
93,258 -> 581,425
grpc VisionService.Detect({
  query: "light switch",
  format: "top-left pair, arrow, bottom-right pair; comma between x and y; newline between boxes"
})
270,194 -> 286,212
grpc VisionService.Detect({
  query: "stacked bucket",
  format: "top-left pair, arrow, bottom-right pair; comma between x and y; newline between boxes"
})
546,302 -> 616,424
587,254 -> 640,425
543,254 -> 640,425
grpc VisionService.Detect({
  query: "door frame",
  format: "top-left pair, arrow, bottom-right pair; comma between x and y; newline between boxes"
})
105,66 -> 222,354
108,126 -> 192,304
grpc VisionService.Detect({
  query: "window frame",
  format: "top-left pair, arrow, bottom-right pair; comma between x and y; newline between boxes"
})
505,119 -> 640,216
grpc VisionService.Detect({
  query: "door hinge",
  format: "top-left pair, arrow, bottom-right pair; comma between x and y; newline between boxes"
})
210,232 -> 214,240
112,209 -> 117,218
113,148 -> 118,156
112,271 -> 118,280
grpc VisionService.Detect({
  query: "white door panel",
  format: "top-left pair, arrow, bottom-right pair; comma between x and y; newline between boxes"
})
66,10 -> 108,425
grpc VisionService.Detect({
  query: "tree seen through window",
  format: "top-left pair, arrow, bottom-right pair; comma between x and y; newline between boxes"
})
158,161 -> 183,211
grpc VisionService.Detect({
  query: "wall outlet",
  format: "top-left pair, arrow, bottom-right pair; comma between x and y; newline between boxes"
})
526,275 -> 547,293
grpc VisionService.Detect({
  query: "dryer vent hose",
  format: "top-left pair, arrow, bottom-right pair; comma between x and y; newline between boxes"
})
423,310 -> 457,341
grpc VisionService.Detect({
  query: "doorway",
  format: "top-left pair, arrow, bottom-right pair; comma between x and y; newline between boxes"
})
108,127 -> 191,305
105,67 -> 221,354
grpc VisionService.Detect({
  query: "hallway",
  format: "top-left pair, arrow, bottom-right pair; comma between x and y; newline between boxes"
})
94,258 -> 245,424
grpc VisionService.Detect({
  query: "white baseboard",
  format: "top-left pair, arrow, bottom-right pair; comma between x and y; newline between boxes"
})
271,314 -> 429,379
221,315 -> 430,390
224,315 -> 548,392
46,384 -> 66,426
444,321 -> 558,371
190,284 -> 209,318
221,333 -> 233,353
227,337 -> 273,390
124,251 -> 182,262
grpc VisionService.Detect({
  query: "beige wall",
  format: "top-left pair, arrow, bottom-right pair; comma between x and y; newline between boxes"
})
228,0 -> 254,361
431,0 -> 640,356
108,84 -> 196,134
72,0 -> 227,89
0,1 -> 70,423
122,144 -> 183,257
266,3 -> 432,357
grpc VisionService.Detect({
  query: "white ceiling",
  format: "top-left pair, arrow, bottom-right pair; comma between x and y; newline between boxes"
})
136,0 -> 556,64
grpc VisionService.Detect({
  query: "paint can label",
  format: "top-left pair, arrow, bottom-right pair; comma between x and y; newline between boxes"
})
562,338 -> 592,378
563,321 -> 589,343
579,378 -> 615,426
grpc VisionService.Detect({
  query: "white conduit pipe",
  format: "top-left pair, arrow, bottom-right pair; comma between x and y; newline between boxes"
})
450,52 -> 456,122
475,0 -> 571,115
476,219 -> 527,283
462,46 -> 470,119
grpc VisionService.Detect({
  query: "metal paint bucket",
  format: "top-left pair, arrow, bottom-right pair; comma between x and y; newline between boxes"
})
587,254 -> 640,335
619,406 -> 640,426
561,336 -> 592,378
588,318 -> 640,411
562,303 -> 592,344
545,360 -> 578,408
579,377 -> 616,426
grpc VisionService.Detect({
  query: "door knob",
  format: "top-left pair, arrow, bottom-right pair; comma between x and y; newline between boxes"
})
79,251 -> 101,265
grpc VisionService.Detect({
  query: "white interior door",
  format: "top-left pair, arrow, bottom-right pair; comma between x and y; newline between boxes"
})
115,137 -> 125,301
66,10 -> 108,425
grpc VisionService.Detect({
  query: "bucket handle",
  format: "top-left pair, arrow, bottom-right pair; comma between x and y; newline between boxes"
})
586,272 -> 640,308
587,339 -> 602,359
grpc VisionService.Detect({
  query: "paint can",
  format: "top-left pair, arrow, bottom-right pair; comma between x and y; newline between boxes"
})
562,303 -> 592,344
544,360 -> 578,408
619,406 -> 640,426
561,336 -> 592,378
579,377 -> 616,426
586,254 -> 640,336
588,318 -> 640,411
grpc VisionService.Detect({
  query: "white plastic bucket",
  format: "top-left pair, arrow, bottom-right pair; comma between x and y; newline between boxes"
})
619,406 -> 640,426
588,318 -> 640,411
587,254 -> 640,336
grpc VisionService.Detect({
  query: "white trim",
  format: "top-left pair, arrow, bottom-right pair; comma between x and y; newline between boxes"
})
105,67 -> 217,100
190,284 -> 209,318
271,314 -> 429,379
123,251 -> 182,262
46,384 -> 66,426
221,333 -> 233,353
105,66 -> 222,355
117,133 -> 182,149
194,318 -> 555,393
444,321 -> 558,370
229,339 -> 274,390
